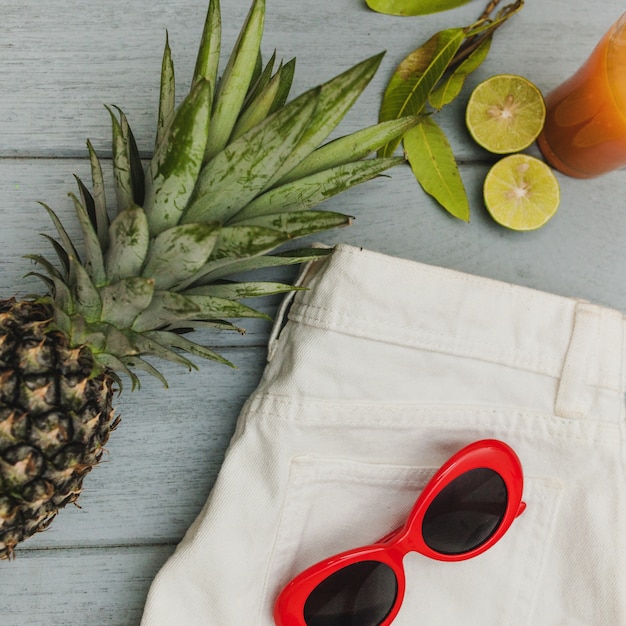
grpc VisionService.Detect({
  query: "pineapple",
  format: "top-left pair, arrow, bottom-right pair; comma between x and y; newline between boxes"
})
0,0 -> 416,559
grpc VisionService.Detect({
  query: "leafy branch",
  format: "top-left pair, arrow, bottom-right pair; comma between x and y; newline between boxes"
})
377,0 -> 524,221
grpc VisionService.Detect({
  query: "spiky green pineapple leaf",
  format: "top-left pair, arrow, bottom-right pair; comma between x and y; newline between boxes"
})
205,0 -> 265,161
242,49 -> 277,109
127,331 -> 198,370
131,291 -> 269,332
192,0 -> 221,89
184,281 -> 301,299
164,319 -> 246,333
116,107 -> 145,207
183,88 -> 320,225
69,193 -> 106,286
189,246 -> 330,284
39,203 -> 81,264
68,255 -> 102,321
25,254 -> 64,283
142,222 -> 220,290
40,234 -> 70,277
208,225 -> 291,260
280,116 -> 419,184
269,52 -> 385,188
86,139 -> 109,250
73,175 -> 97,236
144,79 -> 213,234
96,353 -> 141,390
99,277 -> 156,328
105,205 -> 150,282
144,330 -> 235,367
157,225 -> 289,293
156,32 -> 176,148
236,210 -> 351,238
232,157 -> 404,221
231,57 -> 285,141
123,356 -> 168,388
107,106 -> 134,213
268,57 -> 295,115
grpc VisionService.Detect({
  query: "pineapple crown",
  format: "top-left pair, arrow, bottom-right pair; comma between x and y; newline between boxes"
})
27,0 -> 417,388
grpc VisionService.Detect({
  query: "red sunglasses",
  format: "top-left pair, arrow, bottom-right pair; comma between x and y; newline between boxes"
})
273,439 -> 526,626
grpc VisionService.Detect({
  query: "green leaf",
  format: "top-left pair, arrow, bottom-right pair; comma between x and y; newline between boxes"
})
175,224 -> 291,290
105,205 -> 150,282
143,78 -> 213,234
236,210 -> 352,238
106,106 -> 134,213
68,255 -> 102,321
99,277 -> 155,328
365,0 -> 471,16
95,353 -> 140,390
40,234 -> 70,277
142,222 -> 220,290
131,290 -> 269,332
230,58 -> 284,140
404,116 -> 469,221
429,35 -> 492,110
115,108 -> 145,207
69,192 -> 106,286
182,88 -> 319,224
144,330 -> 235,367
242,50 -> 277,109
190,247 -> 331,283
204,0 -> 265,161
39,202 -> 81,263
209,224 -> 290,260
268,57 -> 295,114
87,139 -> 109,250
24,254 -> 64,282
270,52 -> 385,188
185,281 -> 300,299
156,32 -> 176,149
231,157 -> 403,221
192,0 -> 221,89
126,330 -> 197,370
379,28 -> 464,156
73,175 -> 97,237
280,116 -> 419,184
123,356 -> 168,388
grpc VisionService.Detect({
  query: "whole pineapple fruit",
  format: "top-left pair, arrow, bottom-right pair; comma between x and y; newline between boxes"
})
0,0 -> 416,559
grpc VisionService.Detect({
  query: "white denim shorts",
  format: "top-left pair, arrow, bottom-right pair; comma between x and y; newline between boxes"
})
142,244 -> 626,625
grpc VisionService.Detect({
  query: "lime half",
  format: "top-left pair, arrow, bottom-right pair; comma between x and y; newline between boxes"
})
466,74 -> 546,154
483,154 -> 560,231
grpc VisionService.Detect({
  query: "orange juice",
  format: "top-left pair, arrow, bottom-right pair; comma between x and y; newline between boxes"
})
537,14 -> 626,178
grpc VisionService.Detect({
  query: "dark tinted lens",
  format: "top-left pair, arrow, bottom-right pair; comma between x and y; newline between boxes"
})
303,560 -> 398,626
422,467 -> 507,555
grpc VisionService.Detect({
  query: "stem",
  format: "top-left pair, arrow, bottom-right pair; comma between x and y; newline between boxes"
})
450,0 -> 524,69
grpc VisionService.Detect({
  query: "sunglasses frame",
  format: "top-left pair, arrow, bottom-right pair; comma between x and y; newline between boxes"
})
273,439 -> 526,626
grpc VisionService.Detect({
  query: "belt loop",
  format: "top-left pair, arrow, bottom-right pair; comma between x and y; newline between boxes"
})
554,302 -> 600,419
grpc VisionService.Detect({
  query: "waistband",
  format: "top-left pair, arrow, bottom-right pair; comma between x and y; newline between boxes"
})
280,244 -> 626,400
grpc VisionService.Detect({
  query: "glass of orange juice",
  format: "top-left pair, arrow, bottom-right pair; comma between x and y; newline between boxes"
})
537,13 -> 626,178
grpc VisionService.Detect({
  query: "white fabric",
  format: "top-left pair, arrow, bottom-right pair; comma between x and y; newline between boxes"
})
141,244 -> 626,625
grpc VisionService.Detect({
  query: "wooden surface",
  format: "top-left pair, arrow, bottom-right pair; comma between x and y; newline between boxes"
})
2,0 -> 626,623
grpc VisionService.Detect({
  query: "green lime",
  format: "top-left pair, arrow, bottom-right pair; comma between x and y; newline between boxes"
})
483,154 -> 560,231
466,74 -> 546,154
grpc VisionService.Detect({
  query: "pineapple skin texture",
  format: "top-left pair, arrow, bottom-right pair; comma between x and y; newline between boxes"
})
0,299 -> 117,560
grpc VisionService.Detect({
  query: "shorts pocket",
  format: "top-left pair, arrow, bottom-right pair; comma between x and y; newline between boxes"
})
262,455 -> 563,626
